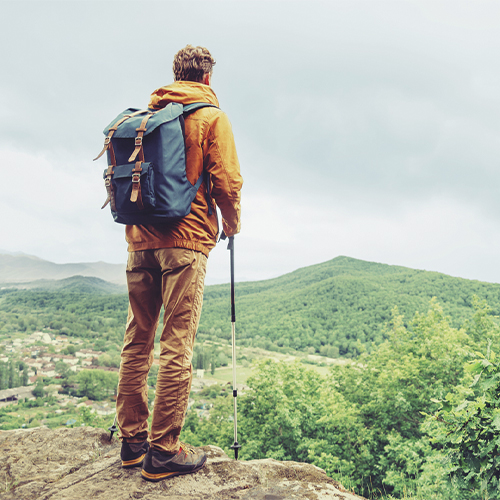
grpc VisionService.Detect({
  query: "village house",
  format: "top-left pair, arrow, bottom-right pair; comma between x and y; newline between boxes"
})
52,335 -> 71,346
39,363 -> 56,378
75,349 -> 103,360
92,402 -> 115,416
52,354 -> 79,366
85,365 -> 119,373
30,332 -> 52,344
26,346 -> 42,357
26,359 -> 43,370
0,386 -> 34,407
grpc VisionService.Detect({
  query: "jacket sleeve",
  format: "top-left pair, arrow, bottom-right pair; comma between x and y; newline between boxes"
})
204,111 -> 243,237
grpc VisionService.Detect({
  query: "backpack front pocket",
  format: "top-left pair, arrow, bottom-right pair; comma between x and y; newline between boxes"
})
105,162 -> 156,214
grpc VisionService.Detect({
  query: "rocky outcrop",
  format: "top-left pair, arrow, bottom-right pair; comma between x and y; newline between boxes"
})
0,427 -> 366,500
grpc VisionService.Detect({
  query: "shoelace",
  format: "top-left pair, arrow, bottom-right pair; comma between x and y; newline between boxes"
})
179,441 -> 196,454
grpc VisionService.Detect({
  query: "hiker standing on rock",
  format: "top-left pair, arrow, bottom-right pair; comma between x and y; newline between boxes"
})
115,45 -> 243,481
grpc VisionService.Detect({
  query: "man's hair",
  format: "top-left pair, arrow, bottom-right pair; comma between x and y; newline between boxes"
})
173,45 -> 216,82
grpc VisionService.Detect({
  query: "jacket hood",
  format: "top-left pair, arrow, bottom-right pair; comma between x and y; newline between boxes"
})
149,81 -> 220,109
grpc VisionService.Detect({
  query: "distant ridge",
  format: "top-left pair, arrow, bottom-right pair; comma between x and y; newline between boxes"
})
1,275 -> 126,294
0,253 -> 126,285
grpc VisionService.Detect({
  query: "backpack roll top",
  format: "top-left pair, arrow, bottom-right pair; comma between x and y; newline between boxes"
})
103,104 -> 184,140
95,102 -> 218,225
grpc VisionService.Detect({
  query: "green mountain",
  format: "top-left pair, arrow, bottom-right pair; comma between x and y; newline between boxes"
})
198,256 -> 500,357
2,256 -> 500,358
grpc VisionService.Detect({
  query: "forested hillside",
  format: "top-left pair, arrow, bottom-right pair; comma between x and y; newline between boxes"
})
198,256 -> 500,357
2,257 -> 500,358
0,277 -> 128,347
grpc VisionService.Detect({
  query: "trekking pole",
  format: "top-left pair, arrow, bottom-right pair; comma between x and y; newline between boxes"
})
108,414 -> 118,441
227,236 -> 242,460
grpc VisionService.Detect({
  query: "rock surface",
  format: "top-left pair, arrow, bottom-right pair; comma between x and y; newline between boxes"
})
0,427 -> 366,500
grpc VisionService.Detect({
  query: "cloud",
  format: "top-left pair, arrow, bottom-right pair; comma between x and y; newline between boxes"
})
2,1 -> 500,285
0,147 -> 127,264
235,191 -> 500,284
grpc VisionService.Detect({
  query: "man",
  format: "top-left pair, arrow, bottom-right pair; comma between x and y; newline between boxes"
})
116,45 -> 243,481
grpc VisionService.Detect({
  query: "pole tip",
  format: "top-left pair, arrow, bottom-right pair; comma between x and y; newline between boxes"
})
108,424 -> 118,441
231,442 -> 242,460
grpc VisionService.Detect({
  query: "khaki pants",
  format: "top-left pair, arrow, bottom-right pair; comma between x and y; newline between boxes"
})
116,248 -> 207,453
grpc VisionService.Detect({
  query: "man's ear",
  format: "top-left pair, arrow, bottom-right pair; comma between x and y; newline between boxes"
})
202,73 -> 212,86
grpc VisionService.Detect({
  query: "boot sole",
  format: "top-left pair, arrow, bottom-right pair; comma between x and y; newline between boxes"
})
122,453 -> 147,468
141,456 -> 207,482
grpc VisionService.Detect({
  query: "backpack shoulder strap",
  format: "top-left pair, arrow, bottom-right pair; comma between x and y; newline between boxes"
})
183,102 -> 219,115
182,102 -> 219,216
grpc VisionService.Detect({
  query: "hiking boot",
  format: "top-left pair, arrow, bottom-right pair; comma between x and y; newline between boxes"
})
141,441 -> 207,481
121,439 -> 149,468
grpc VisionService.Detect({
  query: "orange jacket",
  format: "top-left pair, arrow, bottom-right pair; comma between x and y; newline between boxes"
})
125,81 -> 243,257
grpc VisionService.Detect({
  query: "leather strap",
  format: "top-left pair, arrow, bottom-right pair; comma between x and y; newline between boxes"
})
94,109 -> 147,161
101,165 -> 116,211
130,162 -> 144,210
128,113 -> 154,163
97,109 -> 150,213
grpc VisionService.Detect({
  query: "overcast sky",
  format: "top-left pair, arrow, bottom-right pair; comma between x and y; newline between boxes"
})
2,1 -> 500,285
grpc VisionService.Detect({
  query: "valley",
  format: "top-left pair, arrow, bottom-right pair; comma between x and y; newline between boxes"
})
2,254 -> 500,499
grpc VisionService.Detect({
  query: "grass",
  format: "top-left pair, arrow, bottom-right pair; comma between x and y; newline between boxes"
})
207,360 -> 336,386
209,366 -> 253,385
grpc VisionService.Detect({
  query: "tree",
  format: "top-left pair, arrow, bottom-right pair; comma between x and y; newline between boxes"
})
428,348 -> 500,499
148,364 -> 159,388
32,379 -> 45,398
55,361 -> 70,379
195,351 -> 204,370
8,361 -> 16,389
239,360 -> 325,461
76,369 -> 118,400
0,362 -> 7,390
327,300 -> 472,497
64,345 -> 77,355
79,405 -> 95,426
22,365 -> 29,386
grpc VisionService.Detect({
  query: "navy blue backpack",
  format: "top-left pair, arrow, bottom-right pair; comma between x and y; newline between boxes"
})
94,102 -> 217,225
